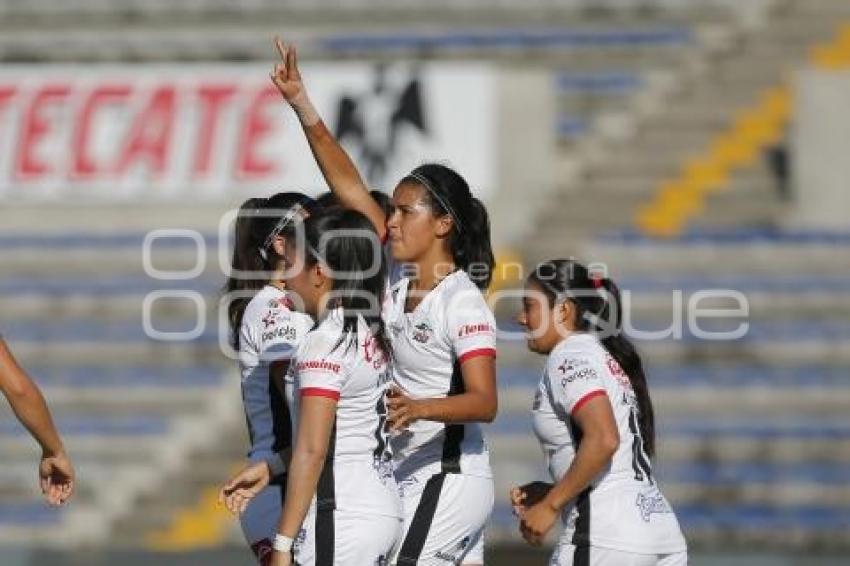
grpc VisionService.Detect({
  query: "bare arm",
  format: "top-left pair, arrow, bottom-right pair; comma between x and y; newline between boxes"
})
274,395 -> 337,553
0,339 -> 74,505
387,355 -> 498,429
519,396 -> 619,545
270,39 -> 386,239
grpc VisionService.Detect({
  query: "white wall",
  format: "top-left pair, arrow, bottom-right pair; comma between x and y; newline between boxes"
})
791,69 -> 850,230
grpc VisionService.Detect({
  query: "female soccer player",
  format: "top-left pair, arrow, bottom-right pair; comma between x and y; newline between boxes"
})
270,38 -> 497,565
224,193 -> 317,563
0,338 -> 74,506
511,259 -> 687,566
279,208 -> 401,565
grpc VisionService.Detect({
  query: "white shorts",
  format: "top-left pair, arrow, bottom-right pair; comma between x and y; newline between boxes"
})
550,543 -> 688,566
393,473 -> 494,566
239,483 -> 284,564
294,508 -> 402,566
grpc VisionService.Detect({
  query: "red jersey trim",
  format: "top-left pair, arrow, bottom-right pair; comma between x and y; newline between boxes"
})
458,348 -> 497,365
571,389 -> 607,414
300,387 -> 341,401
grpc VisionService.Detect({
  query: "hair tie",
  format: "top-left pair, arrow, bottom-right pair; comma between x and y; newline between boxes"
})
407,172 -> 462,234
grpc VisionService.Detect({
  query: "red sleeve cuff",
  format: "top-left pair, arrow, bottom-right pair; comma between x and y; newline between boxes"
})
300,387 -> 340,401
457,348 -> 497,365
571,389 -> 607,415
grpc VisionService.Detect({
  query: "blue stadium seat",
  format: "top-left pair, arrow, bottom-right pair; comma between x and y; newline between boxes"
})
320,27 -> 693,52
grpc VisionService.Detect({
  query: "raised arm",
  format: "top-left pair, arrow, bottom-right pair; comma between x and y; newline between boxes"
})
270,38 -> 386,239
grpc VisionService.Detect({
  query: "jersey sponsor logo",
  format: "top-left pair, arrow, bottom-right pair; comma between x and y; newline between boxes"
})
457,322 -> 495,339
557,357 -> 590,374
262,310 -> 277,330
635,489 -> 672,522
558,358 -> 599,387
262,324 -> 296,343
296,359 -> 341,374
412,321 -> 434,344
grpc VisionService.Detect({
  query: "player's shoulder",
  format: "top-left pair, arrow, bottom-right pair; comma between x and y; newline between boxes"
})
296,311 -> 343,358
439,270 -> 488,307
548,334 -> 603,371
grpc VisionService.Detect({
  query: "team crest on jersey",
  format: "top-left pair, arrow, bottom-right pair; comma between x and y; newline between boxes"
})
412,321 -> 434,344
635,489 -> 672,522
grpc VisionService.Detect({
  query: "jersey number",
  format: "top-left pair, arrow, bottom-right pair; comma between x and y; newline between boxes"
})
628,408 -> 653,484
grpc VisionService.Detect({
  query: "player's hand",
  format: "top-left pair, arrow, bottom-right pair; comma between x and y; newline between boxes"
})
270,549 -> 292,566
219,461 -> 271,515
519,499 -> 559,546
39,451 -> 75,506
270,37 -> 306,106
386,385 -> 424,432
510,481 -> 553,516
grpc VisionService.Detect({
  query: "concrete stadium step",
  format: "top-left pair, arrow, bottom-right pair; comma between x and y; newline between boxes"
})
0,295 -> 211,322
0,205 -> 232,234
492,433 -> 850,468
584,232 -> 850,275
7,342 -> 225,368
109,423 -> 246,546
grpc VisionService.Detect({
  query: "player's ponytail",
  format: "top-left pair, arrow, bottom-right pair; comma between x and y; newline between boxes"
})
224,192 -> 317,348
402,163 -> 494,289
225,197 -> 267,348
596,277 -> 656,458
529,259 -> 656,457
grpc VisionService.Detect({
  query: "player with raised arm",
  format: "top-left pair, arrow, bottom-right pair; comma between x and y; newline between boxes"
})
269,39 -> 497,566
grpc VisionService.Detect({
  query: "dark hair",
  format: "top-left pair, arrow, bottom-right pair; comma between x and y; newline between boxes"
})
301,208 -> 392,357
370,189 -> 393,219
529,259 -> 656,458
401,163 -> 494,290
225,192 -> 316,348
315,191 -> 340,210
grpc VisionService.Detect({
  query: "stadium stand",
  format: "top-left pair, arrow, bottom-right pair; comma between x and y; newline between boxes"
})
0,0 -> 849,559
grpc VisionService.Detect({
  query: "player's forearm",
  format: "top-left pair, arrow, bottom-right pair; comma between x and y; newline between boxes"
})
278,447 -> 326,537
417,390 -> 497,424
292,96 -> 367,197
290,97 -> 386,238
543,433 -> 616,512
7,383 -> 65,456
0,343 -> 64,456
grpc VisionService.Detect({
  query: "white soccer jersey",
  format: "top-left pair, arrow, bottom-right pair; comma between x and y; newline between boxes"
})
238,285 -> 314,463
383,270 -> 496,481
286,308 -> 401,519
532,333 -> 687,555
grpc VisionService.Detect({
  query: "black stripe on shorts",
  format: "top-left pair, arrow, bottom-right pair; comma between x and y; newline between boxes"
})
571,487 -> 592,566
396,473 -> 447,565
